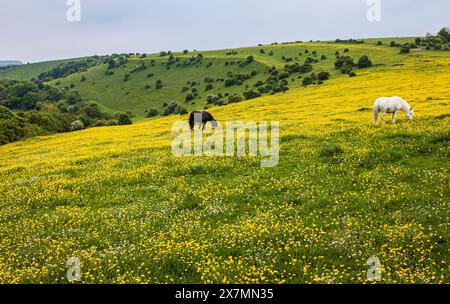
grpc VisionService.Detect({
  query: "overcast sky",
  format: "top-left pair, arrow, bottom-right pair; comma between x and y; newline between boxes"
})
1,0 -> 449,63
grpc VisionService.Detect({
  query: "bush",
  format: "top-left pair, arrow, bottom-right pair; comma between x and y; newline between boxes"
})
145,108 -> 159,118
163,102 -> 187,116
70,120 -> 85,131
205,83 -> 214,91
117,113 -> 132,125
228,94 -> 243,103
155,80 -> 163,90
335,56 -> 355,74
317,71 -> 331,81
185,93 -> 195,102
0,105 -> 27,144
243,90 -> 261,100
206,95 -> 220,104
302,76 -> 313,86
349,72 -> 357,77
357,55 -> 373,68
400,45 -> 411,54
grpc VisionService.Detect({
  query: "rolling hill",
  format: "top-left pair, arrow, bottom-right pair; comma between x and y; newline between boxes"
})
0,38 -> 426,120
0,41 -> 448,283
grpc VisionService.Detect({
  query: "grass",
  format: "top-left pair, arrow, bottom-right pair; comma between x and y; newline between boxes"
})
0,57 -> 87,82
0,44 -> 449,284
0,40 -> 417,120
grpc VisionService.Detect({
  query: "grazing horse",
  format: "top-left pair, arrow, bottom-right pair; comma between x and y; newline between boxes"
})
373,96 -> 414,124
189,111 -> 218,131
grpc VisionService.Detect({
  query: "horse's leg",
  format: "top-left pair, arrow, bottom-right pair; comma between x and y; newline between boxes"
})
392,111 -> 398,124
381,112 -> 386,124
373,107 -> 379,124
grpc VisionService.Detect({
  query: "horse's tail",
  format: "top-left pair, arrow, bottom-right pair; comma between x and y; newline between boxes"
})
373,104 -> 379,124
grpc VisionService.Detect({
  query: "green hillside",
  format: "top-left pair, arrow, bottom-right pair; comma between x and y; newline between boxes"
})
52,42 -> 412,119
0,38 -> 423,120
0,57 -> 86,81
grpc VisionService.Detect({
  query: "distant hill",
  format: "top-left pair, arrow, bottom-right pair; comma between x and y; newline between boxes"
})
0,60 -> 23,67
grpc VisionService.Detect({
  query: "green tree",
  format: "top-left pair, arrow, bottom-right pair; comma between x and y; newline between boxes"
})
118,113 -> 132,125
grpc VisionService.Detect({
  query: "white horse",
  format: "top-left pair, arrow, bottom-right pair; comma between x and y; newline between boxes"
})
373,96 -> 414,124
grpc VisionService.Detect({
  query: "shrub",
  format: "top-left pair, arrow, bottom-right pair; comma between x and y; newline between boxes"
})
70,120 -> 85,131
321,55 -> 327,60
243,90 -> 261,100
228,94 -> 243,103
317,71 -> 331,81
145,108 -> 159,118
335,56 -> 355,74
206,95 -> 220,104
400,45 -> 411,54
205,83 -> 214,91
163,102 -> 187,116
117,113 -> 132,125
357,55 -> 373,68
185,93 -> 195,102
0,105 -> 27,144
123,74 -> 130,82
349,72 -> 357,77
155,80 -> 163,89
302,76 -> 313,86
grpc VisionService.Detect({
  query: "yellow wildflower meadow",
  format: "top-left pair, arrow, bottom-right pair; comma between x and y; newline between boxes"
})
0,49 -> 448,284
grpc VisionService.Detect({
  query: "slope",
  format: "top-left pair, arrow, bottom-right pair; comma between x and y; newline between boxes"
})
0,48 -> 448,283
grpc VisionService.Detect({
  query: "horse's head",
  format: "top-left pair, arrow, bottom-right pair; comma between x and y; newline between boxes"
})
406,108 -> 414,120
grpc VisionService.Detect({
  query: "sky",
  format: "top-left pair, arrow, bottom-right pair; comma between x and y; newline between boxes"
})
1,0 -> 449,63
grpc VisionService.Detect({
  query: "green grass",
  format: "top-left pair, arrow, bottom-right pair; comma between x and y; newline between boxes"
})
0,40 -> 414,120
0,57 -> 87,81
54,42 -> 409,119
0,40 -> 448,283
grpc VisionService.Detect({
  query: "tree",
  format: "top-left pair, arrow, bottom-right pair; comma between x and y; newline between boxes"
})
185,93 -> 195,102
437,27 -> 450,42
302,76 -> 313,86
0,105 -> 27,144
117,113 -> 132,125
70,120 -> 85,131
400,45 -> 410,54
357,55 -> 373,68
243,90 -> 261,100
205,83 -> 214,91
145,108 -> 159,118
317,71 -> 331,81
